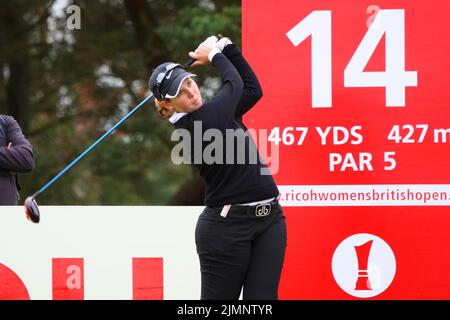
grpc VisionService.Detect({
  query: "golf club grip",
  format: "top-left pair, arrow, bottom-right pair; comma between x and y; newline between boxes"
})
182,58 -> 196,68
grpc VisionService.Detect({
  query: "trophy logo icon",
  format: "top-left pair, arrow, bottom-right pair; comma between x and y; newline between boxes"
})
354,240 -> 373,290
332,233 -> 396,298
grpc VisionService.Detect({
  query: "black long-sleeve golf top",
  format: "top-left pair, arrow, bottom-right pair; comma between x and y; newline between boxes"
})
172,44 -> 279,206
0,115 -> 35,205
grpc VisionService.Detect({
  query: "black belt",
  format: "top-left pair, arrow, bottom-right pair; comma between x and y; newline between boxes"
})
210,199 -> 279,217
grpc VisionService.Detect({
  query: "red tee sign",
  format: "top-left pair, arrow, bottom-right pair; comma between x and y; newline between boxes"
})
243,0 -> 450,298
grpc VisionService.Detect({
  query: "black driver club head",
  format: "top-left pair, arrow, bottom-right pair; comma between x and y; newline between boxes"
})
24,196 -> 40,223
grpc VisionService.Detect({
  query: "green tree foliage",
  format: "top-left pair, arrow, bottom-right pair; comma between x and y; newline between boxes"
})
0,0 -> 241,205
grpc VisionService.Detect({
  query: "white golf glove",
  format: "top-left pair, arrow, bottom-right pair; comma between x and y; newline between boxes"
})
201,35 -> 233,51
215,36 -> 232,51
201,35 -> 219,46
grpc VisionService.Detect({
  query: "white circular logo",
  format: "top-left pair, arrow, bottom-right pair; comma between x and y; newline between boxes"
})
331,233 -> 396,298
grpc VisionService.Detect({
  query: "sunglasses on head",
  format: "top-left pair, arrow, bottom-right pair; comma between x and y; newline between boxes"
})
154,63 -> 181,100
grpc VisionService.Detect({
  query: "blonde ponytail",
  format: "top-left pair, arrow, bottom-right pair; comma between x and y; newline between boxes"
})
154,98 -> 174,118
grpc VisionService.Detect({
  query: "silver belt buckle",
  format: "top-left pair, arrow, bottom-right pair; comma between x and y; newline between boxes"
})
255,203 -> 271,217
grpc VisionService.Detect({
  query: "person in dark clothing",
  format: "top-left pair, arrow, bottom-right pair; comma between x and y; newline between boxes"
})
148,36 -> 287,300
0,115 -> 35,205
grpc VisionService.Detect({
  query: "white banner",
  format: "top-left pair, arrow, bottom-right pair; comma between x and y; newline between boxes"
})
0,206 -> 202,300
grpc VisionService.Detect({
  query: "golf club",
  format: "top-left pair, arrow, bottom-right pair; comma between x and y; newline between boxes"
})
25,58 -> 196,223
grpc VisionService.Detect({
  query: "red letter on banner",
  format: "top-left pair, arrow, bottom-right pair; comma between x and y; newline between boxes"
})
52,258 -> 84,300
132,258 -> 163,300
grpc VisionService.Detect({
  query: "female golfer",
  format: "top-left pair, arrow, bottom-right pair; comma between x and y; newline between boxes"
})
148,36 -> 287,300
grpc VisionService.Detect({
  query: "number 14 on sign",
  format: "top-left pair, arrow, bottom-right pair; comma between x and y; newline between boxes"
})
286,9 -> 418,108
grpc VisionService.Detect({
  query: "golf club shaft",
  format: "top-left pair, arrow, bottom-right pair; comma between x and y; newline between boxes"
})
32,58 -> 196,199
33,93 -> 154,198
